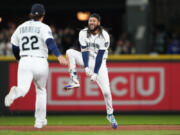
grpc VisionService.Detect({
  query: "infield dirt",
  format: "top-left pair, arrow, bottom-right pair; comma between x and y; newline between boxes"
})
0,125 -> 180,131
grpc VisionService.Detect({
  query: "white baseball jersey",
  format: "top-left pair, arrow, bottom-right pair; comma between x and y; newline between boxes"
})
11,20 -> 53,58
79,28 -> 110,59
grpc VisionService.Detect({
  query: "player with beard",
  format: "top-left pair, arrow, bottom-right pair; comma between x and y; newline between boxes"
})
64,13 -> 118,129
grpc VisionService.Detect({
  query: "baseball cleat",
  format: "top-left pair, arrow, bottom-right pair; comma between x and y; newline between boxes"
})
106,114 -> 118,129
64,72 -> 80,90
64,81 -> 80,90
4,86 -> 16,107
34,119 -> 47,128
64,70 -> 80,90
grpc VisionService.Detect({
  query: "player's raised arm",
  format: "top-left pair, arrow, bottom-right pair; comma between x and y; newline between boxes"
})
45,38 -> 67,65
42,24 -> 67,66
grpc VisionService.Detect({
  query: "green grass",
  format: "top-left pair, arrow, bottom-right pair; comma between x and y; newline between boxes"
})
0,115 -> 180,126
0,115 -> 180,135
0,130 -> 180,135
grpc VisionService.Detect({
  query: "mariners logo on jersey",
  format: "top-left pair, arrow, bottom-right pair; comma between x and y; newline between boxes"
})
86,42 -> 100,49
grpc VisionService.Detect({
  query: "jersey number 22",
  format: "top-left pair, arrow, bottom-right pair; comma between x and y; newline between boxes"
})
21,36 -> 39,51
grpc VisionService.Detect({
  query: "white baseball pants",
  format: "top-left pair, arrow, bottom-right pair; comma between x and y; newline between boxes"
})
13,57 -> 48,124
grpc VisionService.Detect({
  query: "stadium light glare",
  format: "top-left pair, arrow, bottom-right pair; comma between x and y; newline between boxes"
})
77,12 -> 90,21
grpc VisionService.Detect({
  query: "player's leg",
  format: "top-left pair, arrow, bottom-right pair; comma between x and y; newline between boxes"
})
33,80 -> 47,128
33,58 -> 49,128
5,58 -> 33,107
64,49 -> 84,90
95,61 -> 118,129
96,62 -> 113,114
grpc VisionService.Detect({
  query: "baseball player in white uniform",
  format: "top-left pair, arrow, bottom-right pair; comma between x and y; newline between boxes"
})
64,13 -> 118,129
4,3 -> 67,128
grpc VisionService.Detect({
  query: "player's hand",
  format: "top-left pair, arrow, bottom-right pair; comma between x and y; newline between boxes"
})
58,55 -> 68,66
85,67 -> 93,76
90,73 -> 98,82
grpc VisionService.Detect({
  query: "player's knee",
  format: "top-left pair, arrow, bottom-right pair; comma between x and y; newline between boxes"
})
16,87 -> 27,97
36,88 -> 46,95
103,91 -> 111,97
66,49 -> 75,58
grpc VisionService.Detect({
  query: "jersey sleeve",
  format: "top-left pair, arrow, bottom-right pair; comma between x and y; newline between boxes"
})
79,30 -> 86,47
11,28 -> 19,46
42,25 -> 54,42
99,31 -> 110,50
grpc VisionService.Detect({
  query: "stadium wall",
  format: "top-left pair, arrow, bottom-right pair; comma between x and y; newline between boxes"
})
1,55 -> 180,115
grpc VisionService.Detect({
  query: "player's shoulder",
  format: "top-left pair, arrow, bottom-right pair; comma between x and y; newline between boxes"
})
17,20 -> 48,27
79,27 -> 88,35
13,21 -> 28,33
80,27 -> 88,33
38,22 -> 51,29
16,21 -> 28,29
102,29 -> 109,37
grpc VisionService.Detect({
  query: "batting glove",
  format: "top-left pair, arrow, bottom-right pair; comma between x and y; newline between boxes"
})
85,67 -> 93,76
90,73 -> 98,82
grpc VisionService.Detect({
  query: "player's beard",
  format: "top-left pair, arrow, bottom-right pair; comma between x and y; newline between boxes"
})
88,25 -> 100,33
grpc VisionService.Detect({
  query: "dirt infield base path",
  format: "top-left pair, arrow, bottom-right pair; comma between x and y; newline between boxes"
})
0,125 -> 180,131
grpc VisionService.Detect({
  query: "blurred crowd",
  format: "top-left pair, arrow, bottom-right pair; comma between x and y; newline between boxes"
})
0,22 -> 16,56
152,24 -> 180,54
0,22 -> 133,56
1,22 -> 180,56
